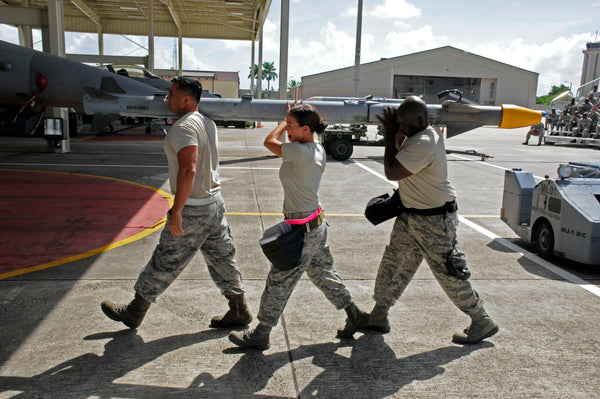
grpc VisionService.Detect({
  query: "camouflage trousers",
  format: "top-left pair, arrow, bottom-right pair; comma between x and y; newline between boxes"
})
257,221 -> 354,327
373,211 -> 483,316
134,194 -> 245,302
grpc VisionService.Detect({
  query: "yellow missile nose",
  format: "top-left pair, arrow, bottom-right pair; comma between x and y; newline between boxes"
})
499,104 -> 543,129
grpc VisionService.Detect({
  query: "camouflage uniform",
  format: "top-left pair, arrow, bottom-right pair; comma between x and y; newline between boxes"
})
257,221 -> 353,327
135,193 -> 244,302
373,211 -> 482,316
545,110 -> 559,131
557,112 -> 571,132
523,122 -> 545,145
577,116 -> 593,138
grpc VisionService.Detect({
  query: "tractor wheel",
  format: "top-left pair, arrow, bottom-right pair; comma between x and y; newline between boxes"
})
534,220 -> 554,259
328,138 -> 353,161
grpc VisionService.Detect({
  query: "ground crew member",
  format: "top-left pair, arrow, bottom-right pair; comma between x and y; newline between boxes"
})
363,96 -> 498,345
545,108 -> 559,132
229,103 -> 368,350
100,77 -> 252,330
523,122 -> 545,145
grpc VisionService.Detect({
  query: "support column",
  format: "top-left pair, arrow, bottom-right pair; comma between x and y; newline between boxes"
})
178,31 -> 183,76
46,0 -> 70,153
148,0 -> 155,72
353,0 -> 363,98
278,0 -> 289,100
250,40 -> 255,96
18,0 -> 33,48
258,24 -> 263,99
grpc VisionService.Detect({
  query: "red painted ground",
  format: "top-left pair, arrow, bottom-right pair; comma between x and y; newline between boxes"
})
0,170 -> 171,278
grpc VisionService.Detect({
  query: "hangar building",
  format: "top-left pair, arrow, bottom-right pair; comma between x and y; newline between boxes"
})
295,46 -> 538,108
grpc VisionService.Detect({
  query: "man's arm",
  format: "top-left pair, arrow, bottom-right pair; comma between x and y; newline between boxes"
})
378,106 -> 413,181
169,145 -> 198,236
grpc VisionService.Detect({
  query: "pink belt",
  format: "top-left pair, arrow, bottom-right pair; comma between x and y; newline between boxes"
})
285,206 -> 322,225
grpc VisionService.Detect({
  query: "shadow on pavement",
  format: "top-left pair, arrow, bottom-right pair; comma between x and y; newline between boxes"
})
0,329 -> 492,398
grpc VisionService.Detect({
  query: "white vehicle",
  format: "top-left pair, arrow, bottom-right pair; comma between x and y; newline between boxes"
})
500,162 -> 600,265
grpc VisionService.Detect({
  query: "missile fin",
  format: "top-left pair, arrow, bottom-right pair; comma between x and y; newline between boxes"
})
445,124 -> 482,138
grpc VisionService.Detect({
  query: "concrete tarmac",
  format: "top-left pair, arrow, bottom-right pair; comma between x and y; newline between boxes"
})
0,123 -> 599,398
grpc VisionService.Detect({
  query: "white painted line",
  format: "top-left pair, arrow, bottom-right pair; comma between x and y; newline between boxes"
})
348,159 -> 397,188
352,158 -> 600,298
448,154 -> 545,180
459,216 -> 600,298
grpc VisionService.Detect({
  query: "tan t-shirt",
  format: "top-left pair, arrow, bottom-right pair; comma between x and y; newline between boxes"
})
164,111 -> 220,200
395,125 -> 456,209
280,142 -> 325,214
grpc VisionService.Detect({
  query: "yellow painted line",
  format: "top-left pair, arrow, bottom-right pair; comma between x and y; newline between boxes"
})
225,212 -> 499,218
225,212 -> 364,217
0,169 -> 173,280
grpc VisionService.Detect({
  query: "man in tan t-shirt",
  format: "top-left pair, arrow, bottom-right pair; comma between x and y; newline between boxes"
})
363,96 -> 499,345
101,77 -> 251,330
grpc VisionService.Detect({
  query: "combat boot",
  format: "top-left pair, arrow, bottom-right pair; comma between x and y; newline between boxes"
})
228,323 -> 271,351
101,293 -> 151,329
336,302 -> 369,338
452,310 -> 499,344
210,293 -> 252,328
362,303 -> 391,333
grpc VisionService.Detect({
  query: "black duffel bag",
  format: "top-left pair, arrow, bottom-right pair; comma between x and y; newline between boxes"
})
364,189 -> 403,225
259,222 -> 304,270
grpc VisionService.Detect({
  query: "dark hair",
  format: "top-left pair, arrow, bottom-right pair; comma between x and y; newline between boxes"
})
287,103 -> 328,134
171,76 -> 202,102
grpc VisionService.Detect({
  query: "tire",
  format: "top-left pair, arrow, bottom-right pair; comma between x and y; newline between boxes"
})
534,221 -> 554,259
328,138 -> 353,161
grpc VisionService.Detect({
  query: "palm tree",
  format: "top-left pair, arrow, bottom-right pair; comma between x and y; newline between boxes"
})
248,64 -> 260,87
262,61 -> 278,91
287,79 -> 301,90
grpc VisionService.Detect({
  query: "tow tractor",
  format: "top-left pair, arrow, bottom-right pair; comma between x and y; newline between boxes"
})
322,123 -> 372,160
500,162 -> 600,265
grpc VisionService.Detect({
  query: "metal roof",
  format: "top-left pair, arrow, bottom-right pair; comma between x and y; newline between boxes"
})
1,0 -> 271,41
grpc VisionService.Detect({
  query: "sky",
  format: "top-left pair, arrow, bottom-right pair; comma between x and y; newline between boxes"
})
1,0 -> 600,96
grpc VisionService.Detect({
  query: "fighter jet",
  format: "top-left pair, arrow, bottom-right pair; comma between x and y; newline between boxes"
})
0,39 -> 166,134
0,39 -> 542,138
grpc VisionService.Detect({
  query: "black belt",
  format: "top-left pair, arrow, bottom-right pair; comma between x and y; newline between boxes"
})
403,200 -> 457,216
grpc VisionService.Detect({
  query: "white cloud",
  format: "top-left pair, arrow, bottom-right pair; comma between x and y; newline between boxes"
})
367,0 -> 421,19
382,25 -> 441,56
458,34 -> 590,96
0,24 -> 18,43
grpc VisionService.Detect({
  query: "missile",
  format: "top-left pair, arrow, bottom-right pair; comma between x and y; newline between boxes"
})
1,39 -> 541,136
83,94 -> 542,136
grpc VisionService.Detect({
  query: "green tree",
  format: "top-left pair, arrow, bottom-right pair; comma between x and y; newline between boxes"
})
262,61 -> 278,91
287,79 -> 301,91
536,84 -> 571,106
248,64 -> 260,87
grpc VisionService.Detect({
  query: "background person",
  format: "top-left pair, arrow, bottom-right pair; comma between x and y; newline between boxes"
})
229,103 -> 368,350
101,77 -> 251,330
522,122 -> 545,145
363,96 -> 498,345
